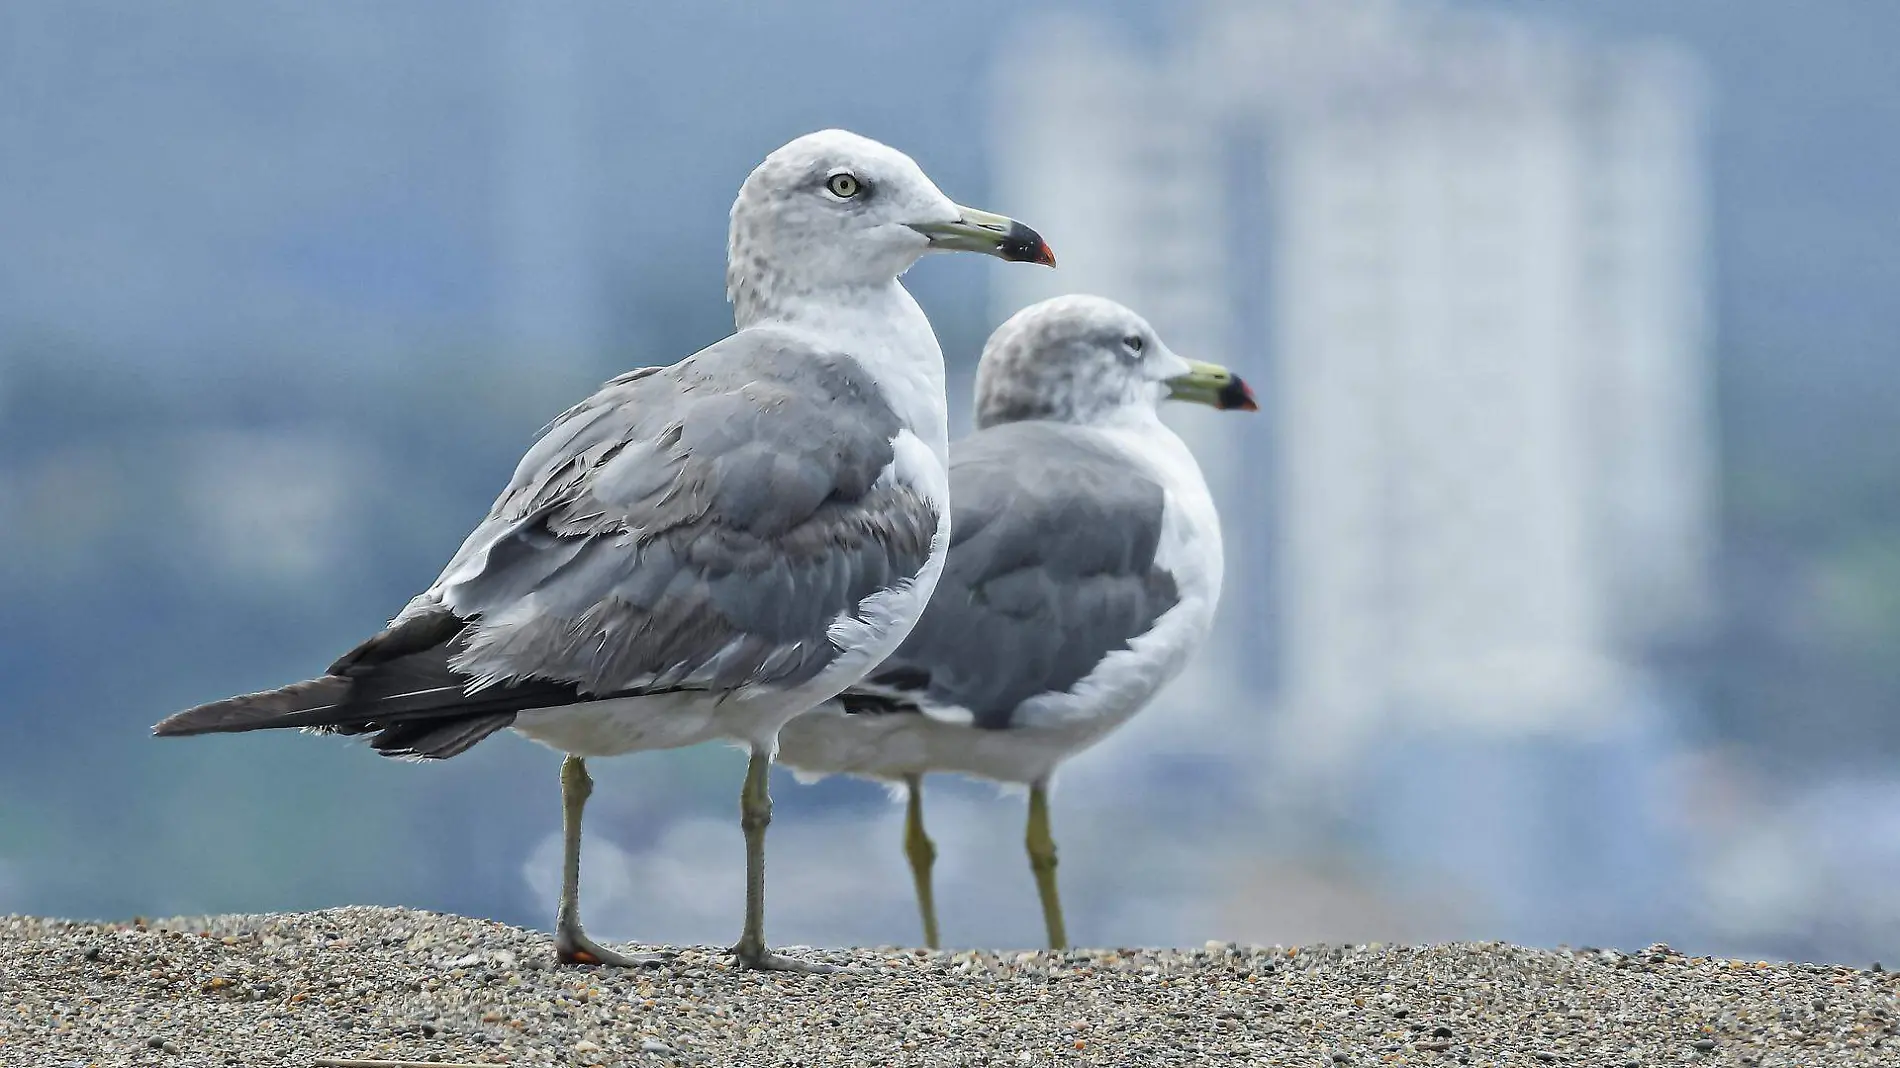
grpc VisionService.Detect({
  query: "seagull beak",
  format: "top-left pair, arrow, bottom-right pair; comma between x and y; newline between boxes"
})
909,206 -> 1056,266
1166,360 -> 1259,412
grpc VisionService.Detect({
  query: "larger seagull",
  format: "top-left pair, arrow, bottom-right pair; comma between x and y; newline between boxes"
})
154,130 -> 1054,972
775,295 -> 1254,950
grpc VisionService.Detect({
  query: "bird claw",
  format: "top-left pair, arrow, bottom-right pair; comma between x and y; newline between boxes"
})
729,946 -> 849,974
556,931 -> 674,968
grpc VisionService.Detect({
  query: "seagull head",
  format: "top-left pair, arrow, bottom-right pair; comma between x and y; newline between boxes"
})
728,130 -> 1054,313
974,295 -> 1258,430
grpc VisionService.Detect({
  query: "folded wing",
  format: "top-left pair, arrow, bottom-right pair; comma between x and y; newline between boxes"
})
156,329 -> 942,757
841,421 -> 1178,730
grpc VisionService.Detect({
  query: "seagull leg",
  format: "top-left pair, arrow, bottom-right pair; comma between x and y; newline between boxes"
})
730,745 -> 837,973
1025,779 -> 1068,951
554,755 -> 671,968
902,774 -> 942,949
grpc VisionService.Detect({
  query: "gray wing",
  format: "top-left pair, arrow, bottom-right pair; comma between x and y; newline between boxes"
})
842,421 -> 1178,730
424,326 -> 941,695
156,326 -> 938,758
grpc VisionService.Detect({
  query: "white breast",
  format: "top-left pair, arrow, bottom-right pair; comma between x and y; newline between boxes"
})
778,280 -> 950,464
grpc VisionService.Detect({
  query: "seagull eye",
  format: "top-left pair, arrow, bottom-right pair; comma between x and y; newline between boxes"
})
826,172 -> 862,199
1124,335 -> 1145,355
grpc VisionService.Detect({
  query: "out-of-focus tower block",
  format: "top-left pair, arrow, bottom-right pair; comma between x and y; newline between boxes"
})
989,0 -> 1710,791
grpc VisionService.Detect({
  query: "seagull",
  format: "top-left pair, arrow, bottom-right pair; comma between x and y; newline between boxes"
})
774,295 -> 1255,950
153,129 -> 1054,972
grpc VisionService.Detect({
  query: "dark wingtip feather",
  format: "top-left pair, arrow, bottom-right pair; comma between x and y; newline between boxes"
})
367,713 -> 517,759
152,676 -> 353,737
326,607 -> 466,676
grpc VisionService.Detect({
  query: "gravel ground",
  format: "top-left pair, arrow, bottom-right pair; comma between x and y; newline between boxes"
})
3,906 -> 1897,1067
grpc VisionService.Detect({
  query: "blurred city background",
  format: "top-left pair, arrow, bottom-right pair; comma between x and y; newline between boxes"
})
3,0 -> 1897,967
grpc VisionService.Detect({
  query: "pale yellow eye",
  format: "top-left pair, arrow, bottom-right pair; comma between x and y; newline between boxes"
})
826,172 -> 862,198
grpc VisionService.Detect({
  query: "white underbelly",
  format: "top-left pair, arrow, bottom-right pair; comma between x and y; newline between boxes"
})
511,691 -> 746,757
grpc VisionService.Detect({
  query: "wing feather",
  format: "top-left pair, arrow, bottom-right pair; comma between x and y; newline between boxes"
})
845,421 -> 1177,729
156,329 -> 942,758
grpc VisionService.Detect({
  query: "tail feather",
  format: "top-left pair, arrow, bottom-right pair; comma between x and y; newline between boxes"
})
153,676 -> 358,737
837,669 -> 930,717
154,667 -> 579,735
153,638 -> 585,760
837,690 -> 917,716
155,604 -> 692,760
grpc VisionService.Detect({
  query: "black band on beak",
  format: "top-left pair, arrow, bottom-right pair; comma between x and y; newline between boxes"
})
911,207 -> 1056,266
998,221 -> 1057,267
1217,374 -> 1259,412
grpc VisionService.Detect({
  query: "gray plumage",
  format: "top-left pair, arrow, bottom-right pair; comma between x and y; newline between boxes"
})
843,421 -> 1178,730
155,127 -> 1061,973
433,329 -> 937,695
156,328 -> 940,756
774,293 -> 1245,954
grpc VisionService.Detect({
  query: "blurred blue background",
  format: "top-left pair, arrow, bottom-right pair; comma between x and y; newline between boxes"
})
4,0 -> 1898,966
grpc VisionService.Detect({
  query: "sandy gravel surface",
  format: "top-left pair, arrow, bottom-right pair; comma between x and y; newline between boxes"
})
3,906 -> 1897,1067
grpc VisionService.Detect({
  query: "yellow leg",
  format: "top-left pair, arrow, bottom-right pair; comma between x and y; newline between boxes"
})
902,774 -> 941,949
553,755 -> 669,967
730,746 -> 834,972
1025,779 -> 1068,950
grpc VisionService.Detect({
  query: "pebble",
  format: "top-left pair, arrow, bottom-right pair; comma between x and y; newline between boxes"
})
3,906 -> 1899,1066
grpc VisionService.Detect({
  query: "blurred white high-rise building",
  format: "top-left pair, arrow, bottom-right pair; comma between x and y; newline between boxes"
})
991,0 -> 1711,793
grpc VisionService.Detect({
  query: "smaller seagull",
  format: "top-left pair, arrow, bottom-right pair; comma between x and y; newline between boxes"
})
775,295 -> 1256,949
